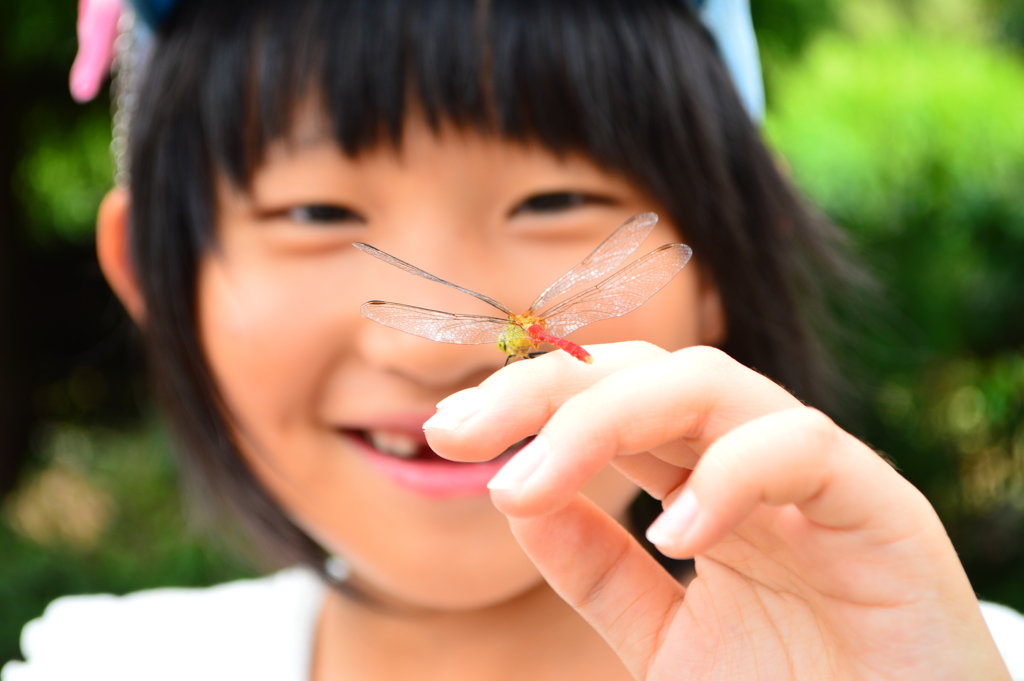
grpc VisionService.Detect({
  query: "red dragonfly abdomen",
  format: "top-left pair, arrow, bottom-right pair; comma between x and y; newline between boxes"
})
527,324 -> 593,364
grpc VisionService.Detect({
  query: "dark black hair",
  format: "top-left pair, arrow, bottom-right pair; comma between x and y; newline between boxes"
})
129,0 -> 857,582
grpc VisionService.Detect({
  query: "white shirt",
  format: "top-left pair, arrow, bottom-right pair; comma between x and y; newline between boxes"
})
4,568 -> 1024,680
2,568 -> 324,681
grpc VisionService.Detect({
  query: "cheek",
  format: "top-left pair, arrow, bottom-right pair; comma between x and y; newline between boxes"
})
196,255 -> 354,435
199,267 -> 292,431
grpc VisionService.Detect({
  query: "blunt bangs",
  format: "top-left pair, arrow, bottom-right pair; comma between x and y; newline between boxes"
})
158,0 -> 733,192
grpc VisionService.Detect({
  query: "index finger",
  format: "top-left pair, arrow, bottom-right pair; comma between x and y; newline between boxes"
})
426,343 -> 801,517
424,341 -> 665,462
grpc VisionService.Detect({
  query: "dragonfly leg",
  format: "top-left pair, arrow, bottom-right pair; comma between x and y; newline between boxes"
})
503,351 -> 548,367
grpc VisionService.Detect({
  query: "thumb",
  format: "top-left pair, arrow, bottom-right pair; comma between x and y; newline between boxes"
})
506,494 -> 687,680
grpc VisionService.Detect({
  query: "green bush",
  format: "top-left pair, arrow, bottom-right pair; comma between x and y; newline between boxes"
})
766,28 -> 1024,609
0,424 -> 256,664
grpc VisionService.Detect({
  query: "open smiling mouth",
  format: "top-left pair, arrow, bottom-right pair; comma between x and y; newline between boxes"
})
350,429 -> 533,462
345,430 -> 533,498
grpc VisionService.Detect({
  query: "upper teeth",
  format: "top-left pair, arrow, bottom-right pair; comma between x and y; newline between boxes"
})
368,430 -> 420,458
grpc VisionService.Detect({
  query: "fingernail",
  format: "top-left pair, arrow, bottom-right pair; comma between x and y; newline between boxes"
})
424,389 -> 480,432
487,435 -> 548,491
646,489 -> 700,547
435,388 -> 478,410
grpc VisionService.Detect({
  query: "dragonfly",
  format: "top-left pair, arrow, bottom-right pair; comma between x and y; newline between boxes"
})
355,212 -> 692,365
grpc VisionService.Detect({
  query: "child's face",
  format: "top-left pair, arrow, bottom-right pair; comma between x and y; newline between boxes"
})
197,115 -> 722,610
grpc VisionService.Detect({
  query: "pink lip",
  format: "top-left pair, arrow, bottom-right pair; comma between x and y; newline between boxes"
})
342,413 -> 516,499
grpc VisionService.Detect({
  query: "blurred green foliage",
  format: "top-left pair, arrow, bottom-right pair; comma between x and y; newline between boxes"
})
3,0 -> 76,69
15,110 -> 113,243
1,424 -> 256,664
765,0 -> 1024,609
2,0 -> 1023,666
751,0 -> 838,61
3,0 -> 108,248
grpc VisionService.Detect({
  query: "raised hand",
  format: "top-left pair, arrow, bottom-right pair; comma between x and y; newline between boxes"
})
425,342 -> 1011,681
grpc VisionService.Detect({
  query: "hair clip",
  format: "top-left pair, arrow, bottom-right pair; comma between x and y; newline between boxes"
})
69,0 -> 123,103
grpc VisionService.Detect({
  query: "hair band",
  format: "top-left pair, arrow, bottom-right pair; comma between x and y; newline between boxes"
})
70,0 -> 765,185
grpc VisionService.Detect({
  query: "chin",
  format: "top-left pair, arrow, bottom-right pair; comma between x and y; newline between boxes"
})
340,550 -> 547,612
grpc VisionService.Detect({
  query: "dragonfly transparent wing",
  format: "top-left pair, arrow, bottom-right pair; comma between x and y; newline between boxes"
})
528,212 -> 659,313
360,301 -> 509,345
354,243 -> 514,316
542,243 -> 693,338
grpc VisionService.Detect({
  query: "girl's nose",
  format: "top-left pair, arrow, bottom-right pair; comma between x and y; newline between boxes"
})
348,224 -> 518,389
354,310 -> 502,390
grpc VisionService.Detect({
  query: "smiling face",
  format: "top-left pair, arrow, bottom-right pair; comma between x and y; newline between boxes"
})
195,115 -> 722,611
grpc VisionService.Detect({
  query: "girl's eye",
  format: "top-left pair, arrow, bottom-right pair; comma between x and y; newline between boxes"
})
511,192 -> 612,215
287,204 -> 365,225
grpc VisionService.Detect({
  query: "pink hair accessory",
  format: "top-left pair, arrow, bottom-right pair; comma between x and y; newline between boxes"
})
69,0 -> 123,102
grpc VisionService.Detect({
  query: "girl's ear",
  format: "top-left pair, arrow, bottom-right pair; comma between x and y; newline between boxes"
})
96,188 -> 146,323
698,276 -> 726,346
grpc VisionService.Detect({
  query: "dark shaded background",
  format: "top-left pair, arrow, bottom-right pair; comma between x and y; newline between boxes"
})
2,0 -> 1023,665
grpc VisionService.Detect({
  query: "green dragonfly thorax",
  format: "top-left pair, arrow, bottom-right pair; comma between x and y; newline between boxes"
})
496,317 -> 542,358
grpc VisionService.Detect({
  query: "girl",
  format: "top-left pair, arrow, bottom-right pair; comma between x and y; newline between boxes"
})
8,0 -> 1023,678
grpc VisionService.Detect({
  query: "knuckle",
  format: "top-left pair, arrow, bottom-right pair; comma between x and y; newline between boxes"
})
702,432 -> 752,482
618,339 -> 667,359
794,407 -> 839,449
777,407 -> 846,471
674,345 -> 735,379
561,388 -> 625,444
684,344 -> 731,365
